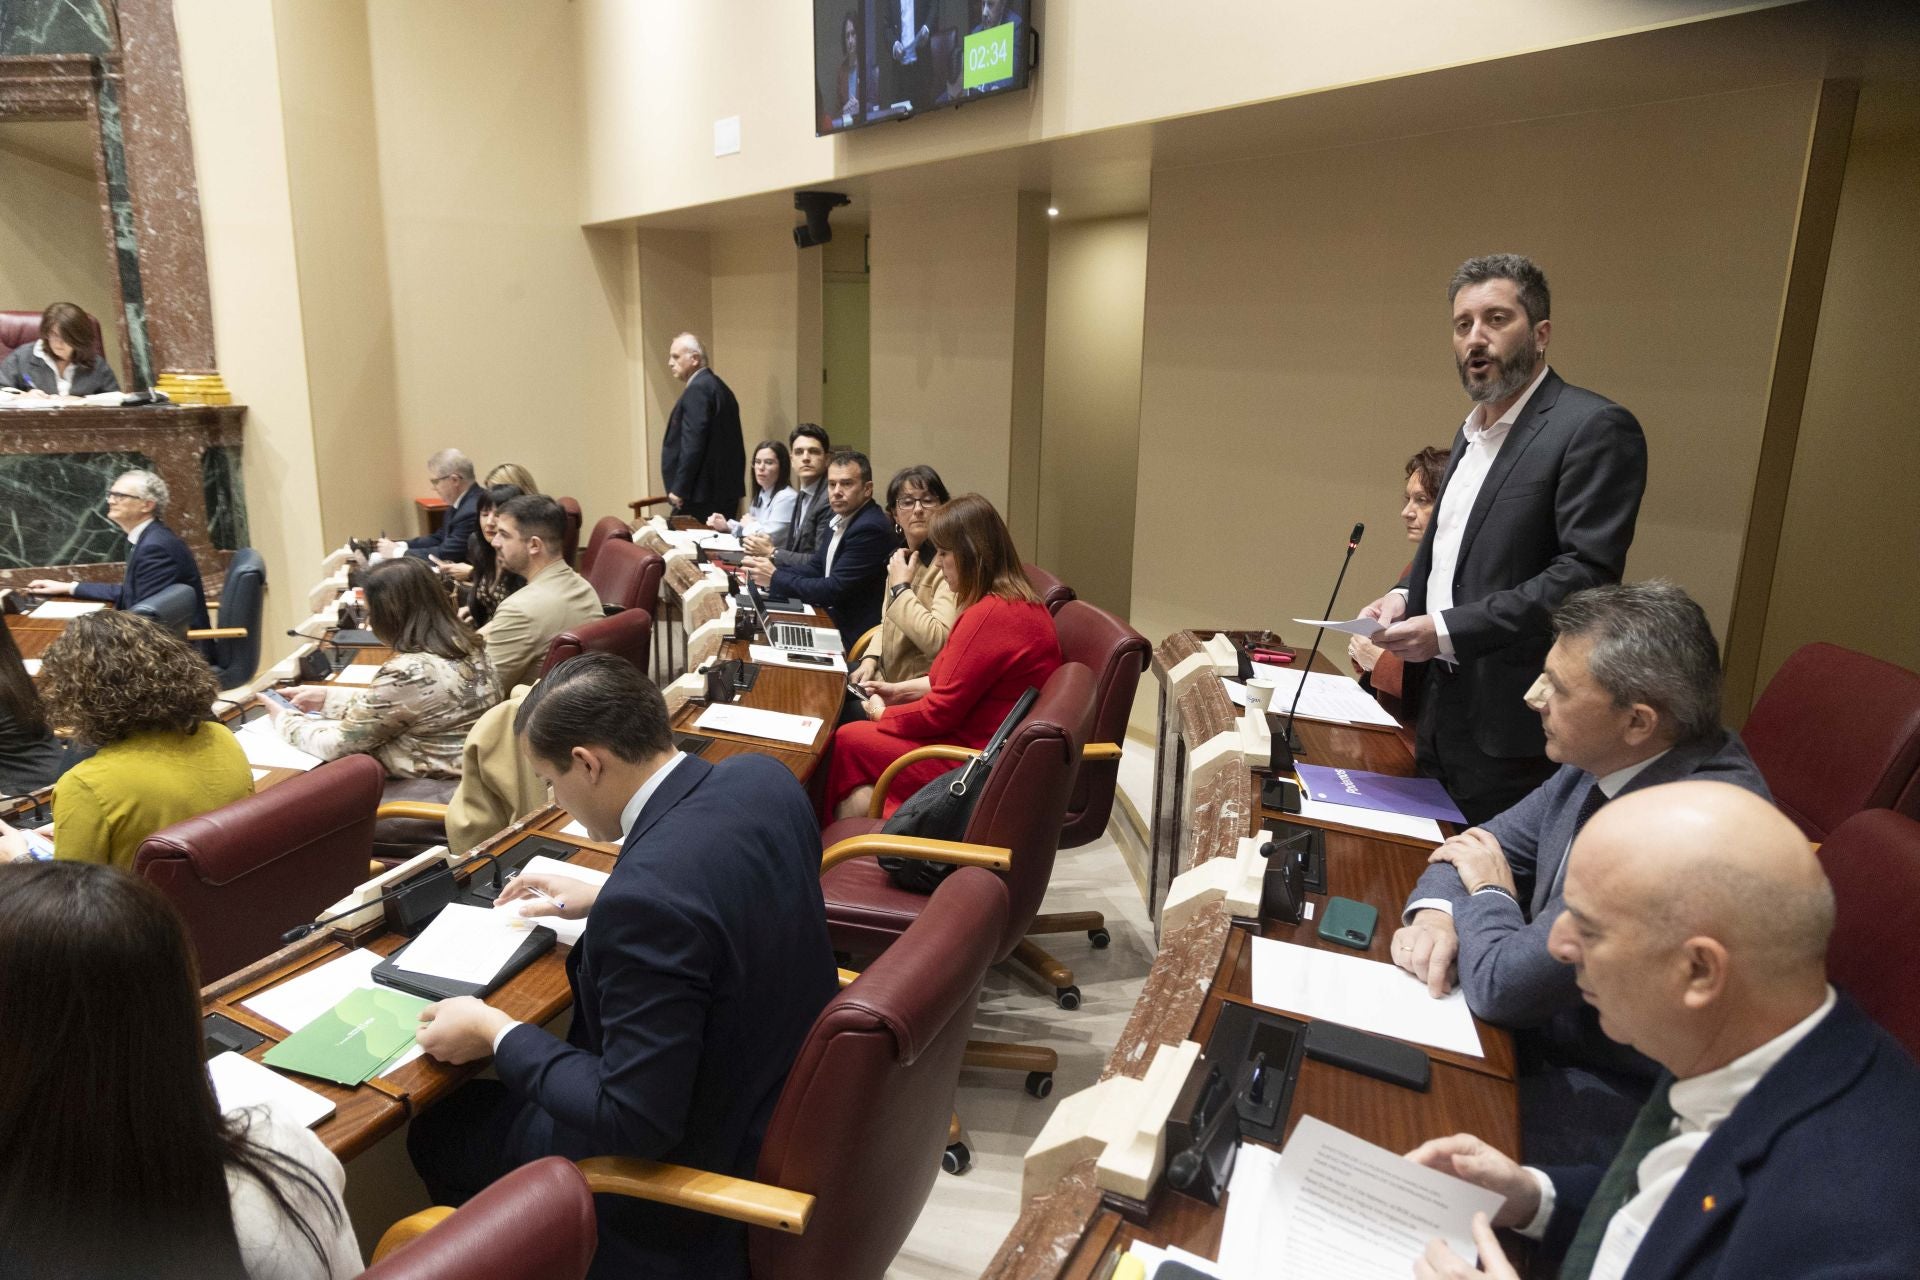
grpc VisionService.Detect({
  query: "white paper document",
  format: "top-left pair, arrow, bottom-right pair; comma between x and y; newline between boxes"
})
695,532 -> 742,552
496,854 -> 612,947
376,1044 -> 426,1078
207,1051 -> 337,1128
1249,937 -> 1483,1058
391,902 -> 536,984
22,658 -> 39,676
747,643 -> 848,673
27,600 -> 107,619
1292,615 -> 1385,639
242,948 -> 384,1032
694,702 -> 823,747
1249,663 -> 1401,730
1234,1117 -> 1505,1279
232,720 -> 326,772
1294,791 -> 1445,845
332,663 -> 384,684
559,819 -> 590,838
1125,1243 -> 1226,1279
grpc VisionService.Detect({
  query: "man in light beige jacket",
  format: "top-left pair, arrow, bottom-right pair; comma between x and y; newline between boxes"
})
479,494 -> 603,692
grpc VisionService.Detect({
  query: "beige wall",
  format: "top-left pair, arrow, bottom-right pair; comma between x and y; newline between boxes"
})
710,226 -> 804,446
0,125 -> 121,369
1128,81 -> 1820,676
1759,77 -> 1920,686
634,229 -> 712,500
1037,215 -> 1147,617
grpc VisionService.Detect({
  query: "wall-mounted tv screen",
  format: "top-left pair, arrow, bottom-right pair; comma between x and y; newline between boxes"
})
815,0 -> 1034,136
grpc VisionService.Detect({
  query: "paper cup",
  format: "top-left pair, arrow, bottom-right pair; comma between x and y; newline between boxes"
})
1244,678 -> 1277,716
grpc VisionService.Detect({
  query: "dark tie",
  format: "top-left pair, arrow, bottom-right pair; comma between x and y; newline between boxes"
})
1545,782 -> 1609,905
1558,1076 -> 1676,1280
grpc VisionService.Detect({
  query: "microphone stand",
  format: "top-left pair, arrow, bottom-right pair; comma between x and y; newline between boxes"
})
1264,525 -> 1364,809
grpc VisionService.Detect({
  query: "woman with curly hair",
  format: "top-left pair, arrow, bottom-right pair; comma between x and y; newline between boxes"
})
34,610 -> 250,870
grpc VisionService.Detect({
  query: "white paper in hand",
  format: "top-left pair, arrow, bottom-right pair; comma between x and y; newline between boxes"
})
1292,616 -> 1385,638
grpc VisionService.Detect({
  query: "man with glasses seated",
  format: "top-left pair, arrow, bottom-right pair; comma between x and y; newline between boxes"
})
28,469 -> 209,630
377,447 -> 481,564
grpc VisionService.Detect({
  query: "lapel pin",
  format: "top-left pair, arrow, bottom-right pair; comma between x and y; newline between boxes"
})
1702,1195 -> 1717,1212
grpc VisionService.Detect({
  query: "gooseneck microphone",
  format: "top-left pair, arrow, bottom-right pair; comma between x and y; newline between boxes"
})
1272,522 -> 1365,773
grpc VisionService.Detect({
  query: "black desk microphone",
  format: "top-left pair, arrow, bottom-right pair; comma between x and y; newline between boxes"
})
1270,522 -> 1365,782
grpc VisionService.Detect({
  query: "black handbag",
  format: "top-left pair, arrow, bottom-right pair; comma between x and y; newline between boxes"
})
875,686 -> 1040,893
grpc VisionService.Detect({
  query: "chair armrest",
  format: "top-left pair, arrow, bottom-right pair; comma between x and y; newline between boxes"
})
848,624 -> 881,663
628,495 -> 673,518
186,627 -> 249,640
820,832 -> 1011,875
869,745 -> 981,817
1082,742 -> 1123,762
375,801 -> 450,823
371,1206 -> 456,1263
578,1157 -> 815,1235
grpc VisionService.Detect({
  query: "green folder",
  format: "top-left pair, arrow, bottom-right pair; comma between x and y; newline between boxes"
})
262,985 -> 430,1086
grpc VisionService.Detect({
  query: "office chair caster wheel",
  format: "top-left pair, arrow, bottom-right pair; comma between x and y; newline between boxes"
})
1025,1071 -> 1054,1099
943,1142 -> 971,1175
1055,985 -> 1081,1010
1088,928 -> 1111,949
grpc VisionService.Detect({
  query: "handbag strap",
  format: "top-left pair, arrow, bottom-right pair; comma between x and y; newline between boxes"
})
949,686 -> 1041,797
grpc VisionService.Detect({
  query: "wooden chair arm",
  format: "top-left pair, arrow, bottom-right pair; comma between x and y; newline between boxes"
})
186,627 -> 249,640
579,1157 -> 815,1235
1082,742 -> 1123,762
868,745 -> 981,817
820,832 -> 1011,875
628,495 -> 673,519
371,1206 -> 456,1263
375,801 -> 449,823
848,624 -> 881,664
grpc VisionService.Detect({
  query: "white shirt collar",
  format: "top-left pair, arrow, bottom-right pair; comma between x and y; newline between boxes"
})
618,750 -> 687,841
1596,748 -> 1670,799
1462,363 -> 1551,445
1669,986 -> 1837,1133
125,517 -> 155,547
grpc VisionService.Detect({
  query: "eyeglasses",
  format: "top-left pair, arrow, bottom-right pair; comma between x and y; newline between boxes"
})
105,490 -> 145,502
894,496 -> 940,510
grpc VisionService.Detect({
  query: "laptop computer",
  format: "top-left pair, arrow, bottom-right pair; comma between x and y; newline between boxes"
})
747,579 -> 844,653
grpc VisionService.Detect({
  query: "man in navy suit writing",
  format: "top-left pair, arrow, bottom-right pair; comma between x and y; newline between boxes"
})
742,448 -> 893,651
376,447 -> 480,564
1407,782 -> 1920,1280
410,654 -> 837,1279
29,469 -> 208,630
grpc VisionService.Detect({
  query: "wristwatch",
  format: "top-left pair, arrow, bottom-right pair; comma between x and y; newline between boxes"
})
888,583 -> 911,603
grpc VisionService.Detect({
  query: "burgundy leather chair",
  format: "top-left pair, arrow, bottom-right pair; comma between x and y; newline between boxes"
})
134,754 -> 384,982
580,514 -> 632,577
367,1156 -> 596,1280
1022,563 -> 1075,614
586,538 -> 664,616
557,496 -> 584,568
539,607 -> 655,679
817,661 -> 1095,1097
1743,642 -> 1920,839
1816,808 -> 1920,1058
578,869 -> 1009,1280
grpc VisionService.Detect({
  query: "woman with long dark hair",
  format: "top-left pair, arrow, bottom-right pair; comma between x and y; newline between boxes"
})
438,482 -> 526,626
0,620 -> 71,797
0,860 -> 359,1279
707,439 -> 798,546
262,556 -> 500,778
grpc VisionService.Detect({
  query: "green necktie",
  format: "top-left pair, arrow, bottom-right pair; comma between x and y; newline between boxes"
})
1558,1075 -> 1677,1280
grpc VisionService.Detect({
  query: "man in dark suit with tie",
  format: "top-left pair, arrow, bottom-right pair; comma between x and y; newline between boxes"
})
744,449 -> 893,651
410,653 -> 837,1280
1366,255 -> 1649,825
1392,582 -> 1770,1166
661,332 -> 746,523
376,448 -> 480,564
28,469 -> 208,630
1407,782 -> 1920,1280
742,422 -> 834,566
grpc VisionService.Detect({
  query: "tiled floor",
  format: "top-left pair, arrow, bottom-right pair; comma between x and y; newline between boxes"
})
888,742 -> 1159,1278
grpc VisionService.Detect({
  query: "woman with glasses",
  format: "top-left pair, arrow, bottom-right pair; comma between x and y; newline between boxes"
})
849,464 -> 956,688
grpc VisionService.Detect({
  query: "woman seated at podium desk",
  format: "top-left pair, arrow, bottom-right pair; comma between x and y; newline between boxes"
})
0,301 -> 120,399
261,556 -> 501,778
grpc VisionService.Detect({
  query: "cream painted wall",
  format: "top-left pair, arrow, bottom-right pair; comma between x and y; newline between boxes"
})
1037,215 -> 1147,617
710,226 -> 803,445
0,131 -> 121,368
1759,77 -> 1920,686
363,0 -> 634,527
576,0 -> 1786,224
174,0 -> 328,645
635,229 -> 712,500
1129,82 -> 1820,680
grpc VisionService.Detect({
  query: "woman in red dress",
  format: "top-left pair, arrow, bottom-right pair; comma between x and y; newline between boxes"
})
827,493 -> 1061,821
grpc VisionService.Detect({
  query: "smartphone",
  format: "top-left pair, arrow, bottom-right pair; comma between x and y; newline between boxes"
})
845,680 -> 869,700
1317,896 -> 1379,950
261,688 -> 319,718
22,829 -> 54,861
788,651 -> 833,667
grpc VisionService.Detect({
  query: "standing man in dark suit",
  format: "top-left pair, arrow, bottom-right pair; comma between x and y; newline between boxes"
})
743,449 -> 893,651
1407,782 -> 1920,1280
661,332 -> 746,523
410,653 -> 836,1280
28,469 -> 208,630
1366,254 -> 1649,824
378,448 -> 480,564
1392,582 -> 1770,1166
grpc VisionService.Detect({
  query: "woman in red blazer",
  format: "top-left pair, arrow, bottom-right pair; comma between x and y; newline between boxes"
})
826,493 -> 1061,821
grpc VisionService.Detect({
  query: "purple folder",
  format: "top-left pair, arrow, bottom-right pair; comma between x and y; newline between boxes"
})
1295,763 -> 1466,824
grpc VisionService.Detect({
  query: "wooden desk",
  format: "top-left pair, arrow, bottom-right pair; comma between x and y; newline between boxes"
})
7,607 -> 84,661
984,630 -> 1521,1280
667,613 -> 845,779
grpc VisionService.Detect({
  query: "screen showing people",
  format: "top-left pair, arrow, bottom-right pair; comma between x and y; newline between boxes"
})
814,0 -> 1031,135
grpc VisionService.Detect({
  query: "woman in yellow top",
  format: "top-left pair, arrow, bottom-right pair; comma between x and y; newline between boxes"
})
850,464 -> 958,687
35,611 -> 252,871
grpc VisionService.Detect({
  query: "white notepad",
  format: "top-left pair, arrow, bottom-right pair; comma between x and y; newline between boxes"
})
694,703 -> 823,746
242,947 -> 384,1032
22,658 -> 39,676
332,663 -> 384,684
28,600 -> 107,619
233,720 -> 326,772
207,1051 -> 336,1128
1249,937 -> 1483,1058
390,903 -> 537,984
497,854 -> 613,947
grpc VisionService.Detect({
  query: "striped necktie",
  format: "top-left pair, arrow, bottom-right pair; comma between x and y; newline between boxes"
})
1557,1076 -> 1676,1280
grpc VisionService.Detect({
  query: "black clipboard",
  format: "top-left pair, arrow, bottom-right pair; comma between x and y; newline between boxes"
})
371,922 -> 557,1001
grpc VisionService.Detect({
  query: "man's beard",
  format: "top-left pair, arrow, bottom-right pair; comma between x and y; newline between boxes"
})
1457,336 -> 1540,404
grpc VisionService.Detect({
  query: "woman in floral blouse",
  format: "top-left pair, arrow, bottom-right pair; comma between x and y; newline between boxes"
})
262,558 -> 500,778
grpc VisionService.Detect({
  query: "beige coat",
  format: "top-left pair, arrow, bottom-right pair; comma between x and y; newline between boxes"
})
444,684 -> 544,854
871,553 -> 958,681
478,558 -> 604,691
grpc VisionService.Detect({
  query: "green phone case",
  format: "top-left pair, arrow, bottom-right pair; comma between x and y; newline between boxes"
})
1318,896 -> 1379,950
